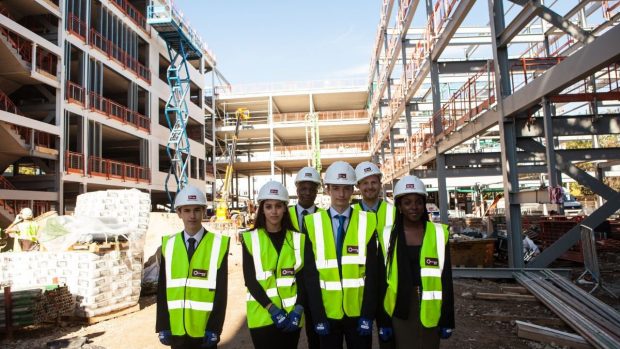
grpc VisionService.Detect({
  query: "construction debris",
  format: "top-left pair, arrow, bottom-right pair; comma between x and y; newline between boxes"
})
515,270 -> 620,348
516,320 -> 593,349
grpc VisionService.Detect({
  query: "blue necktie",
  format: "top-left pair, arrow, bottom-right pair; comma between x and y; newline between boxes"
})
335,215 -> 346,266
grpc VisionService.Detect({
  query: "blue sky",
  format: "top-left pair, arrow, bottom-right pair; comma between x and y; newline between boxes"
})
173,1 -> 380,85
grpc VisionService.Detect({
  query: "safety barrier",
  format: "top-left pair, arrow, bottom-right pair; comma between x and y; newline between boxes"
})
10,125 -> 56,149
0,24 -> 58,76
89,28 -> 150,83
67,13 -> 87,41
0,176 -> 16,190
0,88 -> 21,115
65,151 -> 84,174
66,80 -> 85,105
88,155 -> 150,183
109,0 -> 148,33
0,199 -> 51,217
88,91 -> 150,133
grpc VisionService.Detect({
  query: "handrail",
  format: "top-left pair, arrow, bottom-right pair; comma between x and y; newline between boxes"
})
0,24 -> 58,76
66,80 -> 85,105
89,28 -> 150,83
109,0 -> 148,33
10,124 -> 56,149
0,88 -> 23,115
88,155 -> 150,183
0,199 -> 51,217
0,176 -> 16,190
65,151 -> 84,174
88,91 -> 150,132
66,13 -> 87,41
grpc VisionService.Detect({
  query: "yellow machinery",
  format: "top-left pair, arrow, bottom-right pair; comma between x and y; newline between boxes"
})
215,108 -> 250,222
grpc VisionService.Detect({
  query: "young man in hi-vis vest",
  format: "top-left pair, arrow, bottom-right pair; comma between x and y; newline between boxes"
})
156,185 -> 229,349
302,161 -> 378,349
382,176 -> 454,349
353,161 -> 396,348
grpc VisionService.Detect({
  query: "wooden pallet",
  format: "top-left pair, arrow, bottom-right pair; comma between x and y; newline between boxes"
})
70,241 -> 130,253
71,304 -> 140,325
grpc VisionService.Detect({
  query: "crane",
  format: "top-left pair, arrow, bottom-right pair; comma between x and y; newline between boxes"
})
146,0 -> 207,207
215,108 -> 250,222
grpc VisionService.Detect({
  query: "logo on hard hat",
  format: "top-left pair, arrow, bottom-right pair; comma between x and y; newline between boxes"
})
270,189 -> 279,194
364,167 -> 372,173
188,195 -> 197,200
338,173 -> 347,179
405,184 -> 415,189
304,173 -> 312,177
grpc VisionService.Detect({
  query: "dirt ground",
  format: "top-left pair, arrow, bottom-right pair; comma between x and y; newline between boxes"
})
2,242 -> 619,349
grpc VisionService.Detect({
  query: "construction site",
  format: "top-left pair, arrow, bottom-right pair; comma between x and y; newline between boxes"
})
0,0 -> 619,348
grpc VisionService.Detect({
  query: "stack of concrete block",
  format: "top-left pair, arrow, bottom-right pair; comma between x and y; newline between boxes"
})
1,188 -> 151,319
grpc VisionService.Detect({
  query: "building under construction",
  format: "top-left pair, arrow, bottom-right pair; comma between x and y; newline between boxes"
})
0,0 -> 219,227
0,0 -> 618,268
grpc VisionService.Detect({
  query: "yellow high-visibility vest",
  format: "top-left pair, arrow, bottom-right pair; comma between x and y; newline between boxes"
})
242,228 -> 305,328
304,208 -> 376,319
384,222 -> 448,328
162,231 -> 229,337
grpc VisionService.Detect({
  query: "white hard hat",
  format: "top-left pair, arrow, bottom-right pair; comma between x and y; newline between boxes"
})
355,161 -> 382,183
324,161 -> 356,185
174,185 -> 207,209
257,181 -> 289,203
393,175 -> 427,198
295,166 -> 321,184
19,207 -> 33,219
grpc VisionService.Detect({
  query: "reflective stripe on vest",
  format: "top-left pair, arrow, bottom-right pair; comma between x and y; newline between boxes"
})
383,222 -> 448,328
306,209 -> 376,319
163,232 -> 229,337
243,228 -> 304,328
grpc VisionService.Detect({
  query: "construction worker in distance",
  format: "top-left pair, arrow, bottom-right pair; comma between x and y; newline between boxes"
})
156,185 -> 230,349
290,166 -> 323,231
6,207 -> 39,251
302,161 -> 378,349
289,166 -> 323,349
241,181 -> 306,348
381,176 -> 454,349
353,161 -> 396,347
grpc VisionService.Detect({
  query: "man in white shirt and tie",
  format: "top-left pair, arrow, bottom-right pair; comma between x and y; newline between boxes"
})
289,166 -> 323,232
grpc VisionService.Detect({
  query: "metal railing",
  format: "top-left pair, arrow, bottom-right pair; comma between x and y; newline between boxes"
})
89,28 -> 150,83
88,91 -> 150,132
88,155 -> 150,183
10,124 -> 55,149
0,24 -> 58,77
216,78 -> 367,95
64,151 -> 84,174
65,80 -> 85,105
109,0 -> 148,33
0,176 -> 16,190
66,13 -> 87,41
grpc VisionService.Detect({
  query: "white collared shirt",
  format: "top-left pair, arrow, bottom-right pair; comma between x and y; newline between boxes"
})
183,227 -> 205,250
296,203 -> 316,229
329,207 -> 351,241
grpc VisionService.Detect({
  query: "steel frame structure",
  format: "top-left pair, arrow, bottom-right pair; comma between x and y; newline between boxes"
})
368,0 -> 620,268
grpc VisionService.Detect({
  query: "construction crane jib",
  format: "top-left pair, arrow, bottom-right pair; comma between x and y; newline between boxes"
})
147,0 -> 206,208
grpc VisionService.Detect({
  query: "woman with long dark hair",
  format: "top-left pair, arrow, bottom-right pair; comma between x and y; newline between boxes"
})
241,181 -> 306,349
380,175 -> 455,349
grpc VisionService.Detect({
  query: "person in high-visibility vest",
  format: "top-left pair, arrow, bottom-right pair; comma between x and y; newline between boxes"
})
353,161 -> 396,348
156,185 -> 230,349
242,180 -> 306,349
302,161 -> 378,349
289,166 -> 323,231
6,208 -> 39,251
381,176 -> 454,349
288,166 -> 323,349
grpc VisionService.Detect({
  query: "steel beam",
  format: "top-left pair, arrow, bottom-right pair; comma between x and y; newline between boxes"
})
529,192 -> 620,268
453,267 -> 571,279
498,1 -> 541,48
516,114 -> 620,138
536,3 -> 595,44
411,165 -> 547,178
430,0 -> 476,61
502,23 -> 620,118
518,138 -> 618,201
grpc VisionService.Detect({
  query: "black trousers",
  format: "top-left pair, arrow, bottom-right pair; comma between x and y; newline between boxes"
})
305,309 -> 321,349
319,316 -> 372,349
249,324 -> 301,349
170,335 -> 216,349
